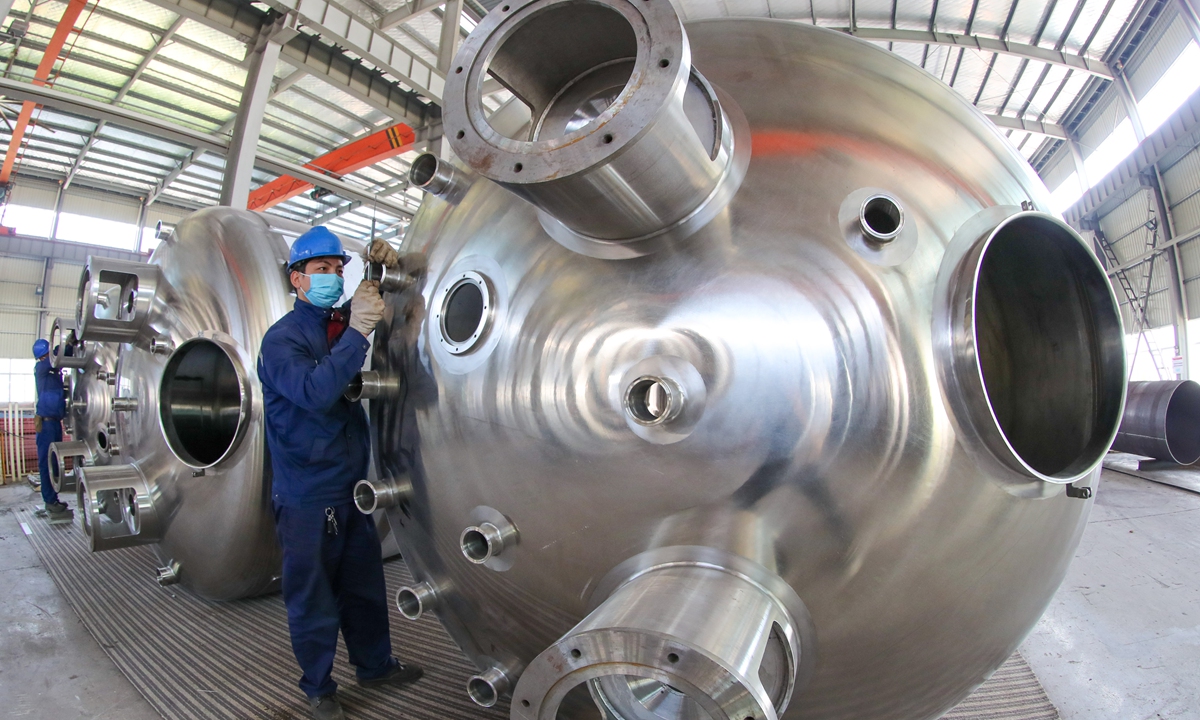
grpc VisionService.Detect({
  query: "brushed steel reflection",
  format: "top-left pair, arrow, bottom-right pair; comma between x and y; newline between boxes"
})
373,13 -> 1125,720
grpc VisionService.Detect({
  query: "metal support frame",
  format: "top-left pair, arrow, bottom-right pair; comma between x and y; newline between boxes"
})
1068,136 -> 1091,188
0,233 -> 144,263
846,27 -> 1114,78
0,0 -> 89,184
986,114 -> 1068,138
220,15 -> 289,208
62,16 -> 186,191
260,0 -> 446,101
36,257 -> 52,339
47,180 -> 64,242
247,123 -> 419,211
437,0 -> 463,73
1149,165 -> 1191,379
138,0 -> 430,122
1176,0 -> 1200,45
379,0 -> 444,30
0,76 -> 414,218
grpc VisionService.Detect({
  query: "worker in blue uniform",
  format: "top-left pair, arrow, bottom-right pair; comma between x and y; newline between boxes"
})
257,226 -> 422,720
33,338 -> 73,524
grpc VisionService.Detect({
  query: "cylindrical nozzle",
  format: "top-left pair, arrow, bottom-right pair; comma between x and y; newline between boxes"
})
156,560 -> 182,586
76,464 -> 162,552
344,370 -> 400,402
395,581 -> 440,620
409,153 -> 469,202
75,256 -> 161,343
512,551 -> 813,720
353,474 -> 412,514
468,667 -> 511,708
111,396 -> 138,412
48,440 -> 92,493
444,0 -> 749,258
49,317 -> 87,369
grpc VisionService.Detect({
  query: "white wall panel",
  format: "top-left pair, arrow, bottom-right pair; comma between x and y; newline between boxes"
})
1128,12 -> 1192,101
49,262 -> 83,289
1078,93 -> 1127,158
1164,145 -> 1200,237
60,187 -> 141,224
0,257 -> 44,283
9,178 -> 60,210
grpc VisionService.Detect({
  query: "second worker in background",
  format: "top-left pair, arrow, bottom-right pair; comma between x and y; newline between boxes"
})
257,227 -> 422,720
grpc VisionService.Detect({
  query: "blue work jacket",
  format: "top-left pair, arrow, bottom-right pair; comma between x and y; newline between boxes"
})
258,298 -> 371,508
34,357 -> 67,420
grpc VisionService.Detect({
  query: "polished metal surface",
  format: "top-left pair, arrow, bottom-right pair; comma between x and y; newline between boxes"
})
1112,380 -> 1200,465
372,7 -> 1126,720
65,208 -> 291,599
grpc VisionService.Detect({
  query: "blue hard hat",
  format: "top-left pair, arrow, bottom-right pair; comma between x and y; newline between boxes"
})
288,226 -> 352,270
32,339 -> 50,358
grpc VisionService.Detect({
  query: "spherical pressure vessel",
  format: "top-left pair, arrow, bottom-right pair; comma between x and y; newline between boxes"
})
64,208 -> 291,600
367,3 -> 1127,719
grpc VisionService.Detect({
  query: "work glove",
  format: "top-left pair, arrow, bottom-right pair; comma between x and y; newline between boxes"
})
34,415 -> 43,433
349,281 -> 386,336
366,239 -> 400,267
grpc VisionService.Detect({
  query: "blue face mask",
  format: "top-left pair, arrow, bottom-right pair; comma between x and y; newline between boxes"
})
302,272 -> 344,308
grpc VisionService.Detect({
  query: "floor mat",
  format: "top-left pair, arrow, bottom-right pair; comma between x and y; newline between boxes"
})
14,505 -> 1058,719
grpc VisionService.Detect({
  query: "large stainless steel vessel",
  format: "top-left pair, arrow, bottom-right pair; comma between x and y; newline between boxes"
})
55,208 -> 292,600
1112,380 -> 1200,464
361,1 -> 1128,719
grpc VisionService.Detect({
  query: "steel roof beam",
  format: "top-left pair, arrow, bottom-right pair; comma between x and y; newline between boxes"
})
261,0 -> 445,102
985,114 -> 1068,138
138,0 -> 429,123
846,27 -> 1114,78
63,16 -> 188,191
1065,88 -> 1200,224
0,76 -> 414,217
378,0 -> 444,30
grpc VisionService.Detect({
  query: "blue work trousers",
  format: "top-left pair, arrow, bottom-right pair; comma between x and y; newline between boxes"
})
36,419 -> 62,505
274,501 -> 395,699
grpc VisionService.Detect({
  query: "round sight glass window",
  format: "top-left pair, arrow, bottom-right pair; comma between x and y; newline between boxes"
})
437,272 -> 493,355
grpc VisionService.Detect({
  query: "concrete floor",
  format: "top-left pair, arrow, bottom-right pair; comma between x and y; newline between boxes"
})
0,470 -> 1197,720
0,483 -> 159,720
1022,469 -> 1200,720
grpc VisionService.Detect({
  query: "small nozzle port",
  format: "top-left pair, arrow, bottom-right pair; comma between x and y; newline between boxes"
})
461,526 -> 493,563
467,667 -> 510,708
625,376 -> 681,426
860,195 -> 903,243
353,480 -> 377,514
395,582 -> 439,620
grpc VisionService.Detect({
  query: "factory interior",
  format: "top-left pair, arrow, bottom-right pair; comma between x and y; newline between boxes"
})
0,0 -> 1199,718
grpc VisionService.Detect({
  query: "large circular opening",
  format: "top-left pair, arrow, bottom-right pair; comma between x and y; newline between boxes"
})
973,215 -> 1124,479
1164,382 -> 1200,464
160,339 -> 244,467
483,2 -> 637,140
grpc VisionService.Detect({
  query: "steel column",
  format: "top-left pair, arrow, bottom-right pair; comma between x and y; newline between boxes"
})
220,20 -> 286,208
0,0 -> 88,184
1150,165 -> 1191,379
437,0 -> 463,73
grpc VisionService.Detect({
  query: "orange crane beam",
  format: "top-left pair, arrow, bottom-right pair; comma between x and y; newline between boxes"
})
0,0 -> 89,184
247,123 -> 417,211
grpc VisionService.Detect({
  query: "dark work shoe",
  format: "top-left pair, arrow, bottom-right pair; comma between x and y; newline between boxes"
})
309,693 -> 345,720
45,501 -> 73,525
358,661 -> 423,688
